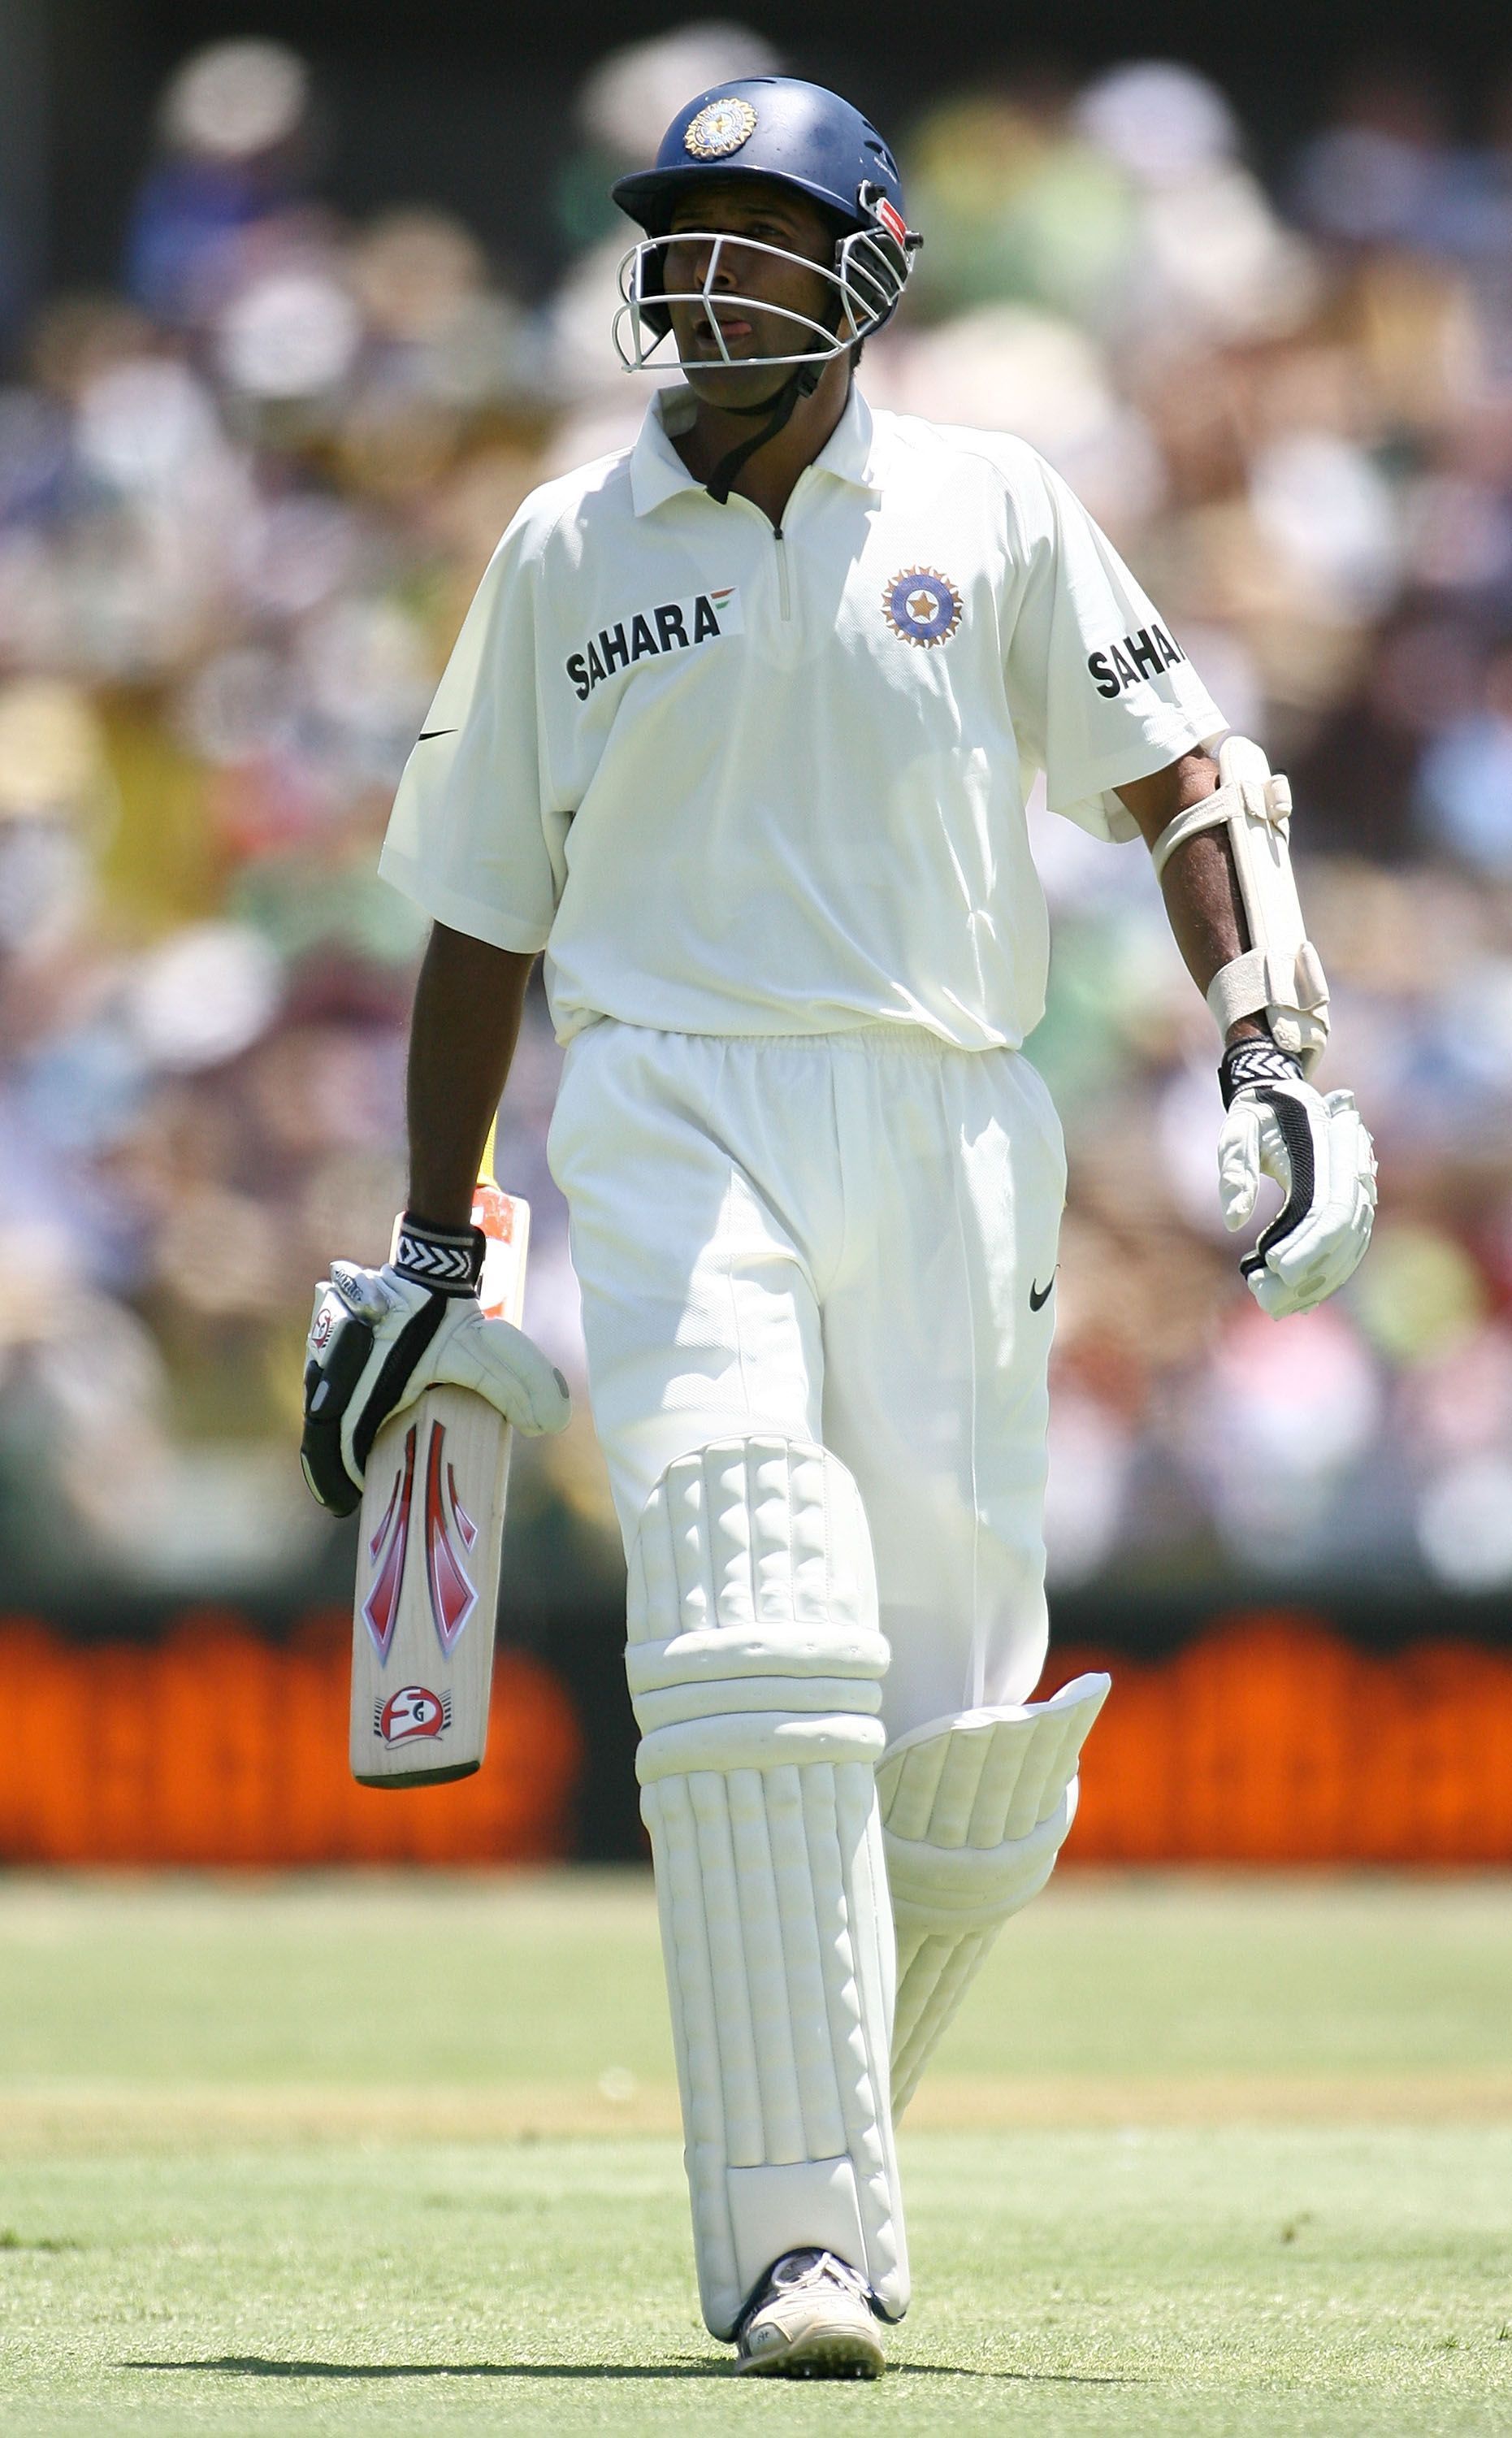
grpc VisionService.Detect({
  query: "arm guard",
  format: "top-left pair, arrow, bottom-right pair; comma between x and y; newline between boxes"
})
1150,735 -> 1329,1072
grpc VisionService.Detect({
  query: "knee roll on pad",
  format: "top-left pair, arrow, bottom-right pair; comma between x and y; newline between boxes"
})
878,1672 -> 1111,2115
627,1437 -> 907,2339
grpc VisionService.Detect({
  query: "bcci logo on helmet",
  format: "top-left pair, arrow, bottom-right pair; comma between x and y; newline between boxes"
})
683,97 -> 757,159
375,1684 -> 451,1746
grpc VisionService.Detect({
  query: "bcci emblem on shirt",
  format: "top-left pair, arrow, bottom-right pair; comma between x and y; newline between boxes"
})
883,567 -> 962,649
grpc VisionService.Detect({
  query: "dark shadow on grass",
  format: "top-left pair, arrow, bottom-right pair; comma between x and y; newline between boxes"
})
127,2355 -> 1138,2386
125,2358 -> 724,2381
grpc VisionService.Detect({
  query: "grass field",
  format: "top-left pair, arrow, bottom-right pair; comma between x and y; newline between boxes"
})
2,1872 -> 1510,2436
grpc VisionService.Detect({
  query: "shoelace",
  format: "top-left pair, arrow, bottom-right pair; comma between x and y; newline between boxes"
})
769,2249 -> 867,2300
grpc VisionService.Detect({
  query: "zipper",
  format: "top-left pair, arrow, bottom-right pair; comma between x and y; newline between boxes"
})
773,524 -> 791,621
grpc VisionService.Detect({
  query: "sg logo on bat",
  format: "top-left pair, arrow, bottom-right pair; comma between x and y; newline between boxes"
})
375,1684 -> 451,1745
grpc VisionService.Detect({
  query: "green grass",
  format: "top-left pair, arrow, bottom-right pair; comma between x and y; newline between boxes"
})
1,1873 -> 1510,2435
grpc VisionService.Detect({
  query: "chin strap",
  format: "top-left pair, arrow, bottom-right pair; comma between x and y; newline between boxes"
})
704,362 -> 823,505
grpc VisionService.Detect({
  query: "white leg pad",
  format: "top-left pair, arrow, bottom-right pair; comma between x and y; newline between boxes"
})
628,1438 -> 907,2340
878,1671 -> 1111,2115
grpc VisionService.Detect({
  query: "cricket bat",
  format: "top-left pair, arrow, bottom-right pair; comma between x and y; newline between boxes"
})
349,1125 -> 530,1788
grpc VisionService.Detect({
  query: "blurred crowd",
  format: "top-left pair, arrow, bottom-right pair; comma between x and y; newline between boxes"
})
3,29 -> 1512,1604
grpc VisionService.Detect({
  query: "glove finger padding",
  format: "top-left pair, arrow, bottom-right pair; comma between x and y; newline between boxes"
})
406,1302 -> 570,1433
301,1260 -> 570,1516
1216,1079 -> 1377,1322
1217,1096 -> 1265,1233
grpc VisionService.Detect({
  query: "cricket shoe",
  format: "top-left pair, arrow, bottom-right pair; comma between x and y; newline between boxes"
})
731,2248 -> 886,2379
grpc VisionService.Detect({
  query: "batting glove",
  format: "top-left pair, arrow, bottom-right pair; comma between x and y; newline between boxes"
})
301,1215 -> 570,1517
1216,1040 -> 1378,1321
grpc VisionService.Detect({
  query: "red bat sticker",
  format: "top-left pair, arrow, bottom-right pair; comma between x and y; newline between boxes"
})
362,1425 -> 417,1660
423,1421 -> 479,1655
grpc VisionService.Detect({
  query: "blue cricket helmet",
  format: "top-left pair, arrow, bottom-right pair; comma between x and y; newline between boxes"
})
612,76 -> 919,336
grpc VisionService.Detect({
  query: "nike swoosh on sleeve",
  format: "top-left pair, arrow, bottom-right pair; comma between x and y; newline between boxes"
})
1029,1274 -> 1056,1312
417,728 -> 457,741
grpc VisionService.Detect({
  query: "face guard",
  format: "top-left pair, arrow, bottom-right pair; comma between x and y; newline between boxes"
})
613,213 -> 914,376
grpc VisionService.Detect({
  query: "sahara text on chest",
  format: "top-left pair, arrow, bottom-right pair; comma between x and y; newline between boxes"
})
566,587 -> 739,701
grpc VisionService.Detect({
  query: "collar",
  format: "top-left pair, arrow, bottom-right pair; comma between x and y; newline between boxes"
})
628,380 -> 881,517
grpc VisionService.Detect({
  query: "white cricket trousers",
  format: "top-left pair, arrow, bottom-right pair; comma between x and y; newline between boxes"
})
548,1022 -> 1066,1737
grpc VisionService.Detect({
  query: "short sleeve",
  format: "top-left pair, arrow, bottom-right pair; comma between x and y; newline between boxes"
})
1003,451 -> 1224,843
378,511 -> 559,952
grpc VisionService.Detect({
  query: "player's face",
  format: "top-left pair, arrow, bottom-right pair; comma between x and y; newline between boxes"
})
662,182 -> 838,403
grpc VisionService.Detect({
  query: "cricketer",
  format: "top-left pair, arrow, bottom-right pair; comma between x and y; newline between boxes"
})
301,76 -> 1377,2377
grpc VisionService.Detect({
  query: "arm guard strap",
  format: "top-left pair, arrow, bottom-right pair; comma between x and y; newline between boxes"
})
1150,735 -> 1329,1072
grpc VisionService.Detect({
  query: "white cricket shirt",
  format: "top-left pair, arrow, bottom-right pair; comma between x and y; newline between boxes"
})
379,383 -> 1222,1048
